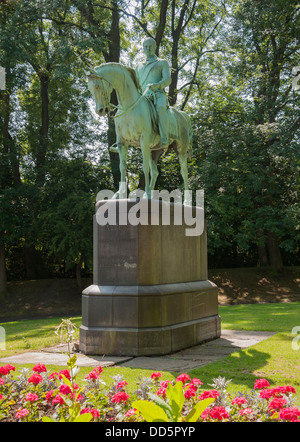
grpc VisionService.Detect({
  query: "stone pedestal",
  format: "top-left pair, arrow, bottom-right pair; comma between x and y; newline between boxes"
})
79,199 -> 221,356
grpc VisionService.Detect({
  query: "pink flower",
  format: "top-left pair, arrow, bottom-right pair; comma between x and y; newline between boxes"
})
86,369 -> 99,380
28,373 -> 43,385
80,408 -> 100,418
199,389 -> 220,400
48,372 -> 59,380
259,388 -> 275,400
24,392 -> 39,402
157,386 -> 167,397
0,364 -> 15,376
232,396 -> 248,405
58,369 -> 71,381
0,378 -> 4,385
32,363 -> 47,373
176,373 -> 191,384
279,407 -> 300,422
125,409 -> 136,417
254,378 -> 270,389
160,380 -> 173,388
239,408 -> 253,416
202,406 -> 229,421
111,391 -> 130,403
151,372 -> 162,380
59,384 -> 72,395
15,409 -> 29,419
191,378 -> 203,387
116,380 -> 128,390
268,397 -> 287,412
52,394 -> 64,405
184,386 -> 197,399
45,390 -> 55,403
0,394 -> 2,401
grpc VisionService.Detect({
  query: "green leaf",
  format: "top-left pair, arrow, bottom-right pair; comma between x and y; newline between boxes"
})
60,374 -> 73,388
42,416 -> 55,422
186,398 -> 215,422
73,413 -> 93,422
147,393 -> 173,419
166,381 -> 185,421
67,354 -> 77,370
132,400 -> 169,422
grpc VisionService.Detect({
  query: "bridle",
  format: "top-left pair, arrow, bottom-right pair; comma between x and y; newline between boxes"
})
88,73 -> 150,119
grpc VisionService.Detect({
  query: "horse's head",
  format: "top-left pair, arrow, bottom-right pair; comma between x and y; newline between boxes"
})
87,70 -> 113,116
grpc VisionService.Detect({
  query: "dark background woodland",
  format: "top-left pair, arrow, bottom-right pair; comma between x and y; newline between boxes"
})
0,0 -> 299,296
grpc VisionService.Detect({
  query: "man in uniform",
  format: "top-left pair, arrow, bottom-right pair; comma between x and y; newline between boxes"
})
135,37 -> 171,150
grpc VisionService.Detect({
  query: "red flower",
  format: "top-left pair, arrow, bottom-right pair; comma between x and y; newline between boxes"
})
254,378 -> 270,389
125,409 -> 136,417
86,369 -> 99,380
259,388 -> 275,400
48,372 -> 59,380
32,363 -> 47,373
151,372 -> 162,380
28,373 -> 43,385
199,389 -> 220,400
45,390 -> 55,403
0,394 -> 2,401
52,394 -> 64,405
58,369 -> 71,381
202,406 -> 229,421
15,409 -> 29,419
116,380 -> 128,390
157,386 -> 167,397
24,392 -> 39,402
279,407 -> 300,422
239,408 -> 253,416
80,408 -> 100,418
232,396 -> 248,405
268,397 -> 287,412
184,386 -> 197,399
191,378 -> 203,387
111,392 -> 130,403
0,364 -> 15,376
59,384 -> 72,395
176,373 -> 191,384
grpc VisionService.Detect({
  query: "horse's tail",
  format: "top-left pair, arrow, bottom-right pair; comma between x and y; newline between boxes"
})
181,110 -> 193,158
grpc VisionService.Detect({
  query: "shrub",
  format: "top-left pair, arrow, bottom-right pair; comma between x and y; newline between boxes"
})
0,356 -> 299,422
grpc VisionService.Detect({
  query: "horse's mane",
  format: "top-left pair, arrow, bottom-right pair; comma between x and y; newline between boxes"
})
95,62 -> 142,94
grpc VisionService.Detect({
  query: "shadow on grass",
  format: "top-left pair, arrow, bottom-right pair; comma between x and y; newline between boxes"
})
188,347 -> 272,392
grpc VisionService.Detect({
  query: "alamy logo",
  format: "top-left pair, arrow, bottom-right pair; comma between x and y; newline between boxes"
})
96,188 -> 204,237
0,66 -> 6,91
292,66 -> 300,93
0,326 -> 5,351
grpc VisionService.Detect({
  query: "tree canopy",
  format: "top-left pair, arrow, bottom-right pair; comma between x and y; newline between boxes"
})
0,0 -> 299,294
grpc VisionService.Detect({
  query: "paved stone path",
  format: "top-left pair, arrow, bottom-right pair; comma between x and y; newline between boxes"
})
0,330 -> 276,372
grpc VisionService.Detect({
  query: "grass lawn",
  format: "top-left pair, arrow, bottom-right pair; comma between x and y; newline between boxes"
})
1,302 -> 300,402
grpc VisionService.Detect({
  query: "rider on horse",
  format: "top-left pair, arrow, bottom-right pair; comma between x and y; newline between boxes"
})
135,37 -> 171,151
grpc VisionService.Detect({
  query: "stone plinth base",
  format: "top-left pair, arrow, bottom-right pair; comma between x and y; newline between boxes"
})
79,199 -> 221,356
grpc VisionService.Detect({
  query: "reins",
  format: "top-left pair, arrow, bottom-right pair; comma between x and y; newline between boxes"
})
88,72 -> 150,119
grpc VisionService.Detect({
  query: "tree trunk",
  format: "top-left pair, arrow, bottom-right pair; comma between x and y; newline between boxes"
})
24,244 -> 37,280
76,258 -> 82,290
36,71 -> 50,186
266,231 -> 283,272
0,242 -> 8,298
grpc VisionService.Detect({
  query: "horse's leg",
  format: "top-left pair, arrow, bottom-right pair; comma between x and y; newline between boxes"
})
149,157 -> 159,192
113,144 -> 128,199
140,136 -> 151,199
179,152 -> 191,205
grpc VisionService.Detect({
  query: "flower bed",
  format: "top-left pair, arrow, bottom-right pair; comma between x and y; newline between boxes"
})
0,356 -> 299,422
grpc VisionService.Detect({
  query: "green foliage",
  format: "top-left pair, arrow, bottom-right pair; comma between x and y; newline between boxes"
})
133,381 -> 214,422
